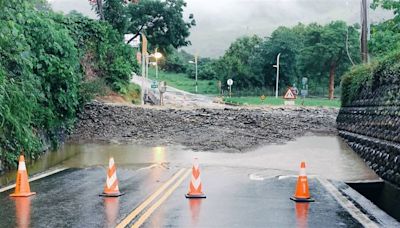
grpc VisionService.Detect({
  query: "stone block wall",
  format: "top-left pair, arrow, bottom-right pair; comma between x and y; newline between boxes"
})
337,84 -> 400,187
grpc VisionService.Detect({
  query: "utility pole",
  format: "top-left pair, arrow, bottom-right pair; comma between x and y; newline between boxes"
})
88,0 -> 104,20
361,0 -> 368,63
141,34 -> 148,105
97,0 -> 105,20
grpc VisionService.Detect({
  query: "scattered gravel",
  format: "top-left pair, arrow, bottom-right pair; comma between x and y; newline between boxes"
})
69,102 -> 339,152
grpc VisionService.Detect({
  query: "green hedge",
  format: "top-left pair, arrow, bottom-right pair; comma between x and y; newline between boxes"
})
341,51 -> 400,106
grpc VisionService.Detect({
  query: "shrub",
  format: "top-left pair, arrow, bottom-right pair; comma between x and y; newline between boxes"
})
0,1 -> 139,169
341,50 -> 400,106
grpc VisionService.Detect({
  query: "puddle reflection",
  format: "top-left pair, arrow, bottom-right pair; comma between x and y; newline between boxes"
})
153,147 -> 166,163
13,197 -> 31,228
189,199 -> 203,226
103,197 -> 119,228
295,202 -> 310,228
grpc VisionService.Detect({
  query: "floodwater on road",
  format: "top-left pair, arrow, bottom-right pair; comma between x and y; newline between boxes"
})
0,134 -> 379,187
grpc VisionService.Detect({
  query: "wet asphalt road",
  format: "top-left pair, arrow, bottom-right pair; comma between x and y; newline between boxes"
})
1,136 -> 398,227
139,166 -> 361,228
1,165 -> 365,228
0,166 -> 175,227
130,75 -> 220,108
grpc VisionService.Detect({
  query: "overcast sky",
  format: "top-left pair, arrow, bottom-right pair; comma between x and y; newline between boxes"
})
49,0 -> 392,57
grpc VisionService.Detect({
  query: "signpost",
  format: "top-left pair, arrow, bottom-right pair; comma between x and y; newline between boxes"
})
301,77 -> 308,99
283,88 -> 296,106
227,79 -> 233,98
158,81 -> 167,106
151,80 -> 158,91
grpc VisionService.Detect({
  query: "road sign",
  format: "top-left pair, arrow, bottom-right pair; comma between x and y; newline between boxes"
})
301,89 -> 308,97
158,81 -> 167,93
284,88 -> 296,99
260,95 -> 266,101
227,79 -> 233,86
151,80 -> 158,89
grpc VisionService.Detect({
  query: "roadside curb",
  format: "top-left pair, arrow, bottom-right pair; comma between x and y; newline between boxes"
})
321,178 -> 399,227
0,167 -> 68,193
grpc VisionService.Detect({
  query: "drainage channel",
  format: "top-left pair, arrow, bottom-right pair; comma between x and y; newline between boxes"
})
347,180 -> 400,222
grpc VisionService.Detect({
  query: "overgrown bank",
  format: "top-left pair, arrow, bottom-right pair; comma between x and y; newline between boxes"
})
337,51 -> 400,187
0,1 -> 138,171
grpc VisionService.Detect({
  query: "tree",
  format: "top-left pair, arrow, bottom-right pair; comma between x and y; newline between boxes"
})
90,0 -> 195,50
371,0 -> 400,14
161,49 -> 190,73
298,21 -> 360,99
370,0 -> 400,57
250,24 -> 306,91
215,35 -> 262,90
369,21 -> 400,56
103,0 -> 127,35
186,58 -> 218,80
125,0 -> 196,50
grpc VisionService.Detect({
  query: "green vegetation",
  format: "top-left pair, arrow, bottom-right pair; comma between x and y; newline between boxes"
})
370,0 -> 400,57
94,0 -> 196,51
122,83 -> 142,105
215,22 -> 360,99
147,68 -> 219,94
224,97 -> 341,108
340,0 -> 400,107
159,21 -> 360,100
0,0 -> 138,169
341,51 -> 400,106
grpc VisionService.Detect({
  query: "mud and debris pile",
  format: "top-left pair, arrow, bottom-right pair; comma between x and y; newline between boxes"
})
69,102 -> 338,152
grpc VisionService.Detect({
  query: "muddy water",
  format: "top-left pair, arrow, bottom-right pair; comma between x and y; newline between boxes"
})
0,134 -> 379,187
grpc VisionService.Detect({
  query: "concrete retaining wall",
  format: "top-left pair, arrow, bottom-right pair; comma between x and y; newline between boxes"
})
337,84 -> 400,187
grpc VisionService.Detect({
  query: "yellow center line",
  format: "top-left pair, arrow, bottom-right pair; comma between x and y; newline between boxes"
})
132,169 -> 191,228
116,168 -> 187,228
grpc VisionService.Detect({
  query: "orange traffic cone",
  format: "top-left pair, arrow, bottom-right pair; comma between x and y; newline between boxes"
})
185,158 -> 206,198
290,161 -> 314,202
100,157 -> 124,197
10,155 -> 36,197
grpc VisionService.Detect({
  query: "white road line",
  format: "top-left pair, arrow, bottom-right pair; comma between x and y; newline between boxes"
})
0,167 -> 68,193
318,177 -> 379,228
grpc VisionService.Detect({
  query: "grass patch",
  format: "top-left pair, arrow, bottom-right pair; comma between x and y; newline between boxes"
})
147,68 -> 219,94
121,83 -> 142,104
224,96 -> 341,108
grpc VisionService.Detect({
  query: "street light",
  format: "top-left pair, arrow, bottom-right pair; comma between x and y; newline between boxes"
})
188,55 -> 198,93
273,53 -> 281,98
153,48 -> 163,79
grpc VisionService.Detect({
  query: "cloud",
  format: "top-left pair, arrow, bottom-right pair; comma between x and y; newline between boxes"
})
50,0 -> 96,18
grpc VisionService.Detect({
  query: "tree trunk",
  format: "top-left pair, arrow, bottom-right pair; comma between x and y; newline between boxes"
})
328,63 -> 336,100
97,0 -> 104,20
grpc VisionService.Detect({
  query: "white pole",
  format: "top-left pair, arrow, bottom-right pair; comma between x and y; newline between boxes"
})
155,48 -> 159,79
274,53 -> 281,98
146,54 -> 149,99
156,58 -> 158,79
141,53 -> 146,105
195,56 -> 198,93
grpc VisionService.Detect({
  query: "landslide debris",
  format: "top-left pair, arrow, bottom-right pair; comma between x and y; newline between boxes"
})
69,102 -> 338,152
